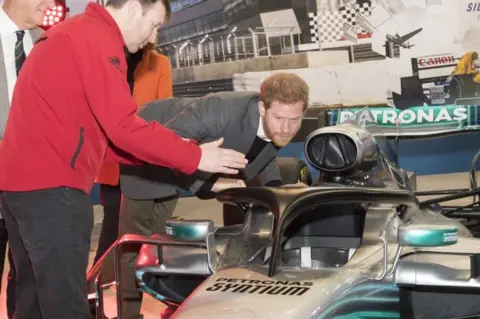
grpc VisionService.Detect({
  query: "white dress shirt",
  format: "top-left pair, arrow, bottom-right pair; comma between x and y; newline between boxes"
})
0,6 -> 34,103
257,117 -> 272,142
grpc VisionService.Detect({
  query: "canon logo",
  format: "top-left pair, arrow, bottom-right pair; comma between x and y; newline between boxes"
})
418,56 -> 455,68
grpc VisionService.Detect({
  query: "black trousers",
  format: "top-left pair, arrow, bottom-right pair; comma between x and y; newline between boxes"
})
1,187 -> 93,319
93,183 -> 122,265
118,195 -> 178,319
0,219 -> 15,319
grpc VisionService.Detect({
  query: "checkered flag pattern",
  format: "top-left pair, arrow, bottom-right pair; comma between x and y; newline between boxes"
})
309,1 -> 372,44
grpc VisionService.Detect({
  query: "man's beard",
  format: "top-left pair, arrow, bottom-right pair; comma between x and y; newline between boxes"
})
263,118 -> 293,148
272,136 -> 292,148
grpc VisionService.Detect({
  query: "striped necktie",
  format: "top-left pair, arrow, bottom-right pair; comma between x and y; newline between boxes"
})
15,30 -> 26,76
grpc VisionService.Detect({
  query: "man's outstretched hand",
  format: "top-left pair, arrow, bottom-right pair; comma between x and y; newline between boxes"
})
198,138 -> 248,174
211,178 -> 246,192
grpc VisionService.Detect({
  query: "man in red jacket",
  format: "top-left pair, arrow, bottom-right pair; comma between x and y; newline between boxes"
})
0,0 -> 247,318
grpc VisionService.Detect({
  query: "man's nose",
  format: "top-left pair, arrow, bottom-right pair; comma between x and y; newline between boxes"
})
280,121 -> 291,134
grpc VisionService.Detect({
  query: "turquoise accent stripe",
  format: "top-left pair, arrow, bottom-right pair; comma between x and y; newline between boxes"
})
335,311 -> 400,319
135,269 -> 167,301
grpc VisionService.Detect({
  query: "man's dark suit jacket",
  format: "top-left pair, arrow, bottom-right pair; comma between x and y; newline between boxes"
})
119,91 -> 281,200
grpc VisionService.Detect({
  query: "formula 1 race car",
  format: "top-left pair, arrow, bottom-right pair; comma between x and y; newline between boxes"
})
443,74 -> 480,104
88,108 -> 480,319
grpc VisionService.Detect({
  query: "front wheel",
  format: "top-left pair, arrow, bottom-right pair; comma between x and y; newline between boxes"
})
446,76 -> 463,104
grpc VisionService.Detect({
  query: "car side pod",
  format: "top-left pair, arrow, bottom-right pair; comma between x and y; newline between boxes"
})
133,219 -> 220,308
367,223 -> 459,282
395,223 -> 480,289
164,218 -> 220,272
86,226 -> 219,319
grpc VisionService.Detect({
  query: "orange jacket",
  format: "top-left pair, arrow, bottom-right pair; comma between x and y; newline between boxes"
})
96,50 -> 174,185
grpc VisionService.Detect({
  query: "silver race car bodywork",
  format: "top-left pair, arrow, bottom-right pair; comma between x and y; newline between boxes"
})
134,187 -> 480,319
87,108 -> 480,319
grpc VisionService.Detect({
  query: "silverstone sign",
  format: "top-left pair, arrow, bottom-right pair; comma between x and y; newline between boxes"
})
329,105 -> 480,136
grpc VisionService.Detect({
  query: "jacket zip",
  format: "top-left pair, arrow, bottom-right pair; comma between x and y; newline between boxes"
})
70,127 -> 84,169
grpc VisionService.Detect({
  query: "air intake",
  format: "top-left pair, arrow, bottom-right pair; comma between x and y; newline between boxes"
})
305,124 -> 379,174
305,133 -> 357,172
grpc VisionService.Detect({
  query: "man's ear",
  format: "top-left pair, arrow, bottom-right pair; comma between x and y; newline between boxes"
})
258,101 -> 266,117
125,0 -> 142,19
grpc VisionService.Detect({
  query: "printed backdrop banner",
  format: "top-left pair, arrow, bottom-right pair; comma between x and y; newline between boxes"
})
326,104 -> 480,136
309,0 -> 372,43
309,0 -> 480,54
222,0 -> 260,25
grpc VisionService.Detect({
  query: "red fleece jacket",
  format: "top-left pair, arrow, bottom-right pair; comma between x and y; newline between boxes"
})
0,3 -> 201,193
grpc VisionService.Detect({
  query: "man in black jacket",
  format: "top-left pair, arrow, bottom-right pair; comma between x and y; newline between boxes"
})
118,72 -> 309,319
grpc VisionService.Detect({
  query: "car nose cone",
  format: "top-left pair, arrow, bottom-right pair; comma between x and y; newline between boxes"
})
177,308 -> 259,319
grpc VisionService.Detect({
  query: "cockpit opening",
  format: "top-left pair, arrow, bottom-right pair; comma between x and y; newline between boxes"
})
218,193 -> 368,271
279,201 -> 366,269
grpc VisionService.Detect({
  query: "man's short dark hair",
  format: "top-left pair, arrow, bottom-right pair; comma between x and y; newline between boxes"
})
105,0 -> 171,19
260,72 -> 309,111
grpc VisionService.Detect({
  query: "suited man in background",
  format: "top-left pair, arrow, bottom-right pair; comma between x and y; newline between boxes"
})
0,0 -> 49,317
118,72 -> 310,319
93,42 -> 174,267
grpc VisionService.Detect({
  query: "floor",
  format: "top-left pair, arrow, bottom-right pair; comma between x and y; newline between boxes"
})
0,172 -> 476,319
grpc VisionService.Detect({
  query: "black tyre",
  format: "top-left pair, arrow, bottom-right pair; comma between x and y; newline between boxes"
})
447,74 -> 479,103
392,76 -> 425,109
447,76 -> 463,103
